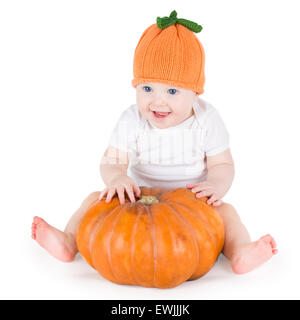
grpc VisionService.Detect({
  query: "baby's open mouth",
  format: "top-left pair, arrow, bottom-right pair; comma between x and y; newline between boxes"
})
152,111 -> 171,118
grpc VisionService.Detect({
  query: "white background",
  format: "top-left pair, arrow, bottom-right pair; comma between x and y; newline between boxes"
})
1,0 -> 299,300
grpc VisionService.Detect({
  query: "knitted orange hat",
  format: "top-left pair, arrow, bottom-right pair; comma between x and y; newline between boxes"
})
132,10 -> 205,94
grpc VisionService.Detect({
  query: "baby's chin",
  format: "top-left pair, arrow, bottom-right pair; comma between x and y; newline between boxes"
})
151,123 -> 172,129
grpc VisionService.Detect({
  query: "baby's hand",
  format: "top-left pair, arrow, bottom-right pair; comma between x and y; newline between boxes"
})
99,175 -> 141,205
186,181 -> 223,206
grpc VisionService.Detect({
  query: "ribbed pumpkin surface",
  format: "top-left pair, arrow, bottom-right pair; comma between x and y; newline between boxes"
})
76,187 -> 224,289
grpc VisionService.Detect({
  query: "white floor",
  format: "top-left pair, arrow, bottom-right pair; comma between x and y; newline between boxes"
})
1,224 -> 297,300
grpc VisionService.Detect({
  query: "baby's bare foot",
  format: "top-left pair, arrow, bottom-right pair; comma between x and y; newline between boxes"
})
231,234 -> 278,274
31,216 -> 77,262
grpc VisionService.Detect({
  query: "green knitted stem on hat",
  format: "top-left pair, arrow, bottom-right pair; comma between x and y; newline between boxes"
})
156,10 -> 202,33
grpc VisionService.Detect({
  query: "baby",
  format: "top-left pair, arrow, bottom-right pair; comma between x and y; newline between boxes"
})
31,10 -> 277,274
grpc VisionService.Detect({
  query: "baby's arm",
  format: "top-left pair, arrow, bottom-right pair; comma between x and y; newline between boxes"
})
100,146 -> 130,185
206,148 -> 235,198
187,148 -> 234,205
99,146 -> 141,204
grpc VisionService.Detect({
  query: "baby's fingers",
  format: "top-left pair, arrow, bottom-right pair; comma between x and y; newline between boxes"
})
132,183 -> 141,198
105,188 -> 116,203
116,186 -> 125,204
195,189 -> 214,198
99,188 -> 108,200
207,194 -> 218,205
124,185 -> 136,203
192,184 -> 213,193
212,199 -> 223,207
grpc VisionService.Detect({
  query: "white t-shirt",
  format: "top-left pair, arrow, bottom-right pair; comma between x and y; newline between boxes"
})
108,98 -> 230,190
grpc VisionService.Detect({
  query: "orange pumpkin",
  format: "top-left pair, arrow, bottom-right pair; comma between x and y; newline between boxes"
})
76,186 -> 224,289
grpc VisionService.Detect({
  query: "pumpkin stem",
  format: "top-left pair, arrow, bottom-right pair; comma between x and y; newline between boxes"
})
137,195 -> 159,205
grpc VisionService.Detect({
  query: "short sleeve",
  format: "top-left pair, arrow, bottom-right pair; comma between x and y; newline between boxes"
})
203,110 -> 230,157
108,107 -> 138,153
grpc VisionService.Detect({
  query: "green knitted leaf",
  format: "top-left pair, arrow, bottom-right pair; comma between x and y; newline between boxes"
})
156,10 -> 202,33
157,16 -> 177,29
177,18 -> 203,33
157,10 -> 177,29
169,10 -> 178,20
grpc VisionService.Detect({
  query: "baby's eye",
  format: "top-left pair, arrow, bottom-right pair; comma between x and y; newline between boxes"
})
168,89 -> 177,95
143,86 -> 152,93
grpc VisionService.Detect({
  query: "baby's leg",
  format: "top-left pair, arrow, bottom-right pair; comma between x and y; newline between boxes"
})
31,191 -> 100,262
214,202 -> 278,274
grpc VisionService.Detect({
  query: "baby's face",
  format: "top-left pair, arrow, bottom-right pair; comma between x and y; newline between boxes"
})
136,82 -> 199,129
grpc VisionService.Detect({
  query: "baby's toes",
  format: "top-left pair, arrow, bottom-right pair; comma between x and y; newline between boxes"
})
33,216 -> 44,225
32,216 -> 48,238
270,236 -> 278,254
260,234 -> 272,244
259,234 -> 278,254
31,222 -> 37,239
